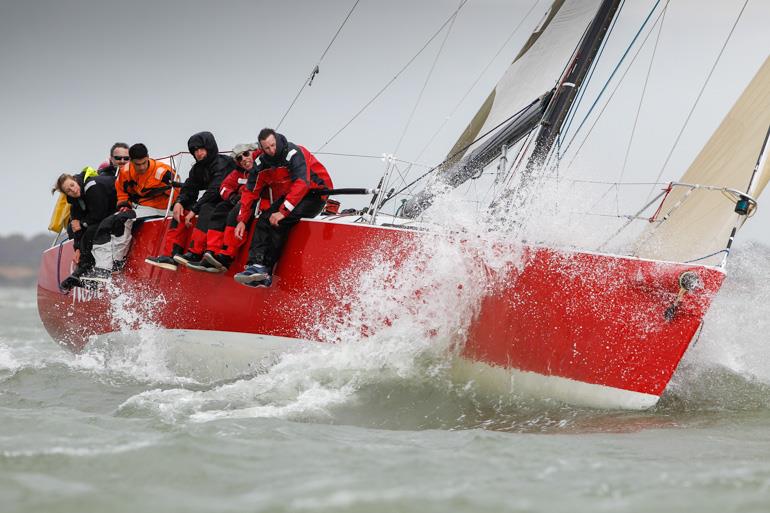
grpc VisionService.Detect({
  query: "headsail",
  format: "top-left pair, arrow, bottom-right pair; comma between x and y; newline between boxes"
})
633,55 -> 770,265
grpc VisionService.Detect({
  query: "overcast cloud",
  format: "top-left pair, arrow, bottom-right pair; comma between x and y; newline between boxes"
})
0,0 -> 767,246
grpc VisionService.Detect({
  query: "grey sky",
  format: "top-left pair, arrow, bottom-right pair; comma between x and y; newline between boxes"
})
1,0 -> 768,248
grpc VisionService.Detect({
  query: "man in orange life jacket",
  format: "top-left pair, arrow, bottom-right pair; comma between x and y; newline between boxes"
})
145,131 -> 235,271
234,128 -> 333,287
87,143 -> 178,280
115,143 -> 176,214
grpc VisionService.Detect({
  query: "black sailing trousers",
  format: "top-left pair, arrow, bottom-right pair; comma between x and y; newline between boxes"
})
247,195 -> 325,268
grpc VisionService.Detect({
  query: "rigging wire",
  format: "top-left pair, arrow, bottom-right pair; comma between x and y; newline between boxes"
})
573,2 -> 669,217
275,0 -> 361,130
383,0 -> 464,200
559,4 -> 668,170
317,0 -> 469,152
392,0 -> 461,158
558,0 -> 663,159
559,0 -> 628,146
380,99 -> 538,206
644,0 -> 750,200
314,151 -> 430,167
412,0 -> 542,164
616,1 -> 669,186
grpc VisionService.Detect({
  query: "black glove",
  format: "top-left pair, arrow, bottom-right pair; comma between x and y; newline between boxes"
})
116,200 -> 134,212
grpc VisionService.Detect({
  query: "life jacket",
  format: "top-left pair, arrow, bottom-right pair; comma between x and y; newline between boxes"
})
116,159 -> 176,210
48,166 -> 98,233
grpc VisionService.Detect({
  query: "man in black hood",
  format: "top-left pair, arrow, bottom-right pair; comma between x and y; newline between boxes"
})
145,131 -> 236,271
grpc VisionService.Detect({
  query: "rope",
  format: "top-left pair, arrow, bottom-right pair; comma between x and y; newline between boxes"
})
683,249 -> 729,264
276,0 -> 361,130
317,0 -> 469,152
645,0 -> 750,199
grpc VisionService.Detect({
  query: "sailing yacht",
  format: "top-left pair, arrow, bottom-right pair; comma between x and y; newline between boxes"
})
37,0 -> 770,409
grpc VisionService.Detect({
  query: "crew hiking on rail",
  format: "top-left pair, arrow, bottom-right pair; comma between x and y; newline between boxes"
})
52,129 -> 333,290
233,128 -> 333,287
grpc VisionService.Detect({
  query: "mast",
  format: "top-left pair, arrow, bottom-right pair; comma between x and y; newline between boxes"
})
488,0 -> 621,221
401,0 -> 622,218
526,0 -> 621,172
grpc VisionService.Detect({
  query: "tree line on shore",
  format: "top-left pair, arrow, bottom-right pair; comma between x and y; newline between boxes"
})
0,233 -> 54,286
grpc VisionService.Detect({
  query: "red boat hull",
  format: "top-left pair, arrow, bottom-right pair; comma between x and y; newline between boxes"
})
37,217 -> 724,409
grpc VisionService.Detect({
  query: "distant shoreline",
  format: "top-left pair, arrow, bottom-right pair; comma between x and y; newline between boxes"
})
0,233 -> 54,287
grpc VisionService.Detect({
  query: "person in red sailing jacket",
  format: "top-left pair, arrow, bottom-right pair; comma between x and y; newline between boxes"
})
145,131 -> 235,271
187,142 -> 268,273
234,128 -> 333,287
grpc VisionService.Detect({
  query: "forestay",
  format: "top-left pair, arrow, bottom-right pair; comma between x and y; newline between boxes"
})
634,55 -> 770,265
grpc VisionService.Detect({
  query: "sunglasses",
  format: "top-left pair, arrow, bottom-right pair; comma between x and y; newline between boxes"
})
113,156 -> 130,161
235,151 -> 252,162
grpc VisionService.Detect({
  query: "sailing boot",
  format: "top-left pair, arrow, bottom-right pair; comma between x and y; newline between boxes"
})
202,252 -> 231,272
173,252 -> 203,267
145,255 -> 178,271
234,264 -> 271,286
60,264 -> 91,290
187,252 -> 226,274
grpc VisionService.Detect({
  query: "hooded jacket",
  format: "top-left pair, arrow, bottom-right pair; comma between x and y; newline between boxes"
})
240,133 -> 333,220
177,132 -> 236,213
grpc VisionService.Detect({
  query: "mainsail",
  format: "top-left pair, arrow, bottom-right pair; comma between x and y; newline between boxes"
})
448,0 -> 603,160
402,0 -> 603,216
633,55 -> 770,265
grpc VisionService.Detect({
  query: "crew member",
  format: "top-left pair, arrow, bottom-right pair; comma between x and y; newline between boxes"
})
98,142 -> 130,178
188,143 -> 263,273
115,143 -> 176,215
145,131 -> 235,271
234,129 -> 333,287
89,143 -> 178,279
53,172 -> 117,289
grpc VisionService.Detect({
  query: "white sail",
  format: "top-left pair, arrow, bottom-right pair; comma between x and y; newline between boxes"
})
634,55 -> 770,265
446,0 -> 603,159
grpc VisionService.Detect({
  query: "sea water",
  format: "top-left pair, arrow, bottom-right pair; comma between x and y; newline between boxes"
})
3,240 -> 770,513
